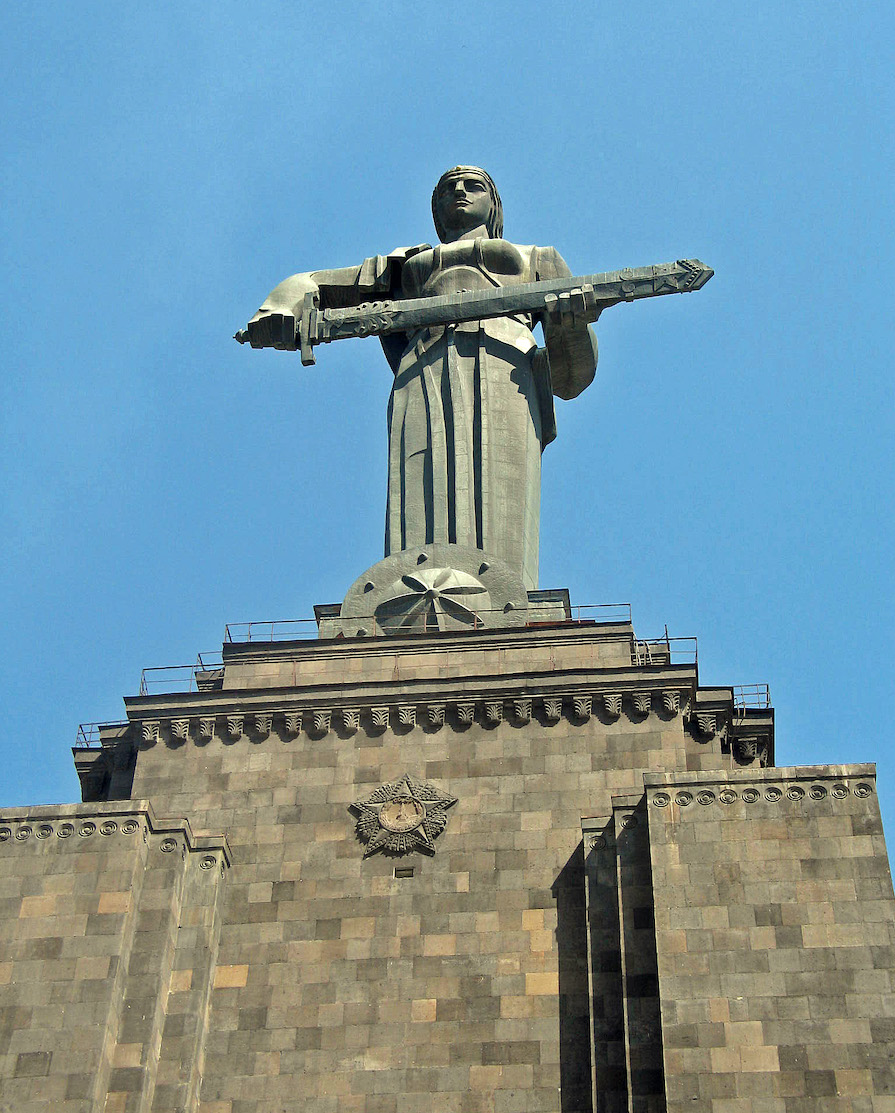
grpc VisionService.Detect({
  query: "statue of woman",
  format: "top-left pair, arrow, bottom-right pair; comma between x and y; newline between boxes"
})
245,167 -> 598,590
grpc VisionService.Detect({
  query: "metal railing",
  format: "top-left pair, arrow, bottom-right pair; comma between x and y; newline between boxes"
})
224,602 -> 633,643
734,684 -> 771,709
225,618 -> 320,642
74,721 -> 130,748
565,603 -> 632,624
631,635 -> 698,667
139,653 -> 223,696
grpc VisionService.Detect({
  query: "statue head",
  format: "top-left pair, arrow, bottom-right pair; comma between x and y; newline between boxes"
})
432,166 -> 504,242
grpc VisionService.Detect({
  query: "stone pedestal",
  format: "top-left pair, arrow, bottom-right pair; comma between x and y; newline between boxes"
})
1,600 -> 893,1113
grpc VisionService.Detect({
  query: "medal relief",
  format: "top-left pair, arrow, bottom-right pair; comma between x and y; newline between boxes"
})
349,774 -> 458,858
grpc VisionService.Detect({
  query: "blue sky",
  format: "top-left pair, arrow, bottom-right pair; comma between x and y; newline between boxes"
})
3,3 -> 893,831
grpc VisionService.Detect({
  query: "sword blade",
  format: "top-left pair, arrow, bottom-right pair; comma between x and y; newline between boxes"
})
234,258 -> 714,362
315,259 -> 713,349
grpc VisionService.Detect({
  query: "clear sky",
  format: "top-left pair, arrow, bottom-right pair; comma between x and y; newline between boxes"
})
3,3 -> 893,833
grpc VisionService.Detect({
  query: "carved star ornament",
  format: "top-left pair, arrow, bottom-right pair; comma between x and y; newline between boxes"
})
350,774 -> 458,857
375,567 -> 491,633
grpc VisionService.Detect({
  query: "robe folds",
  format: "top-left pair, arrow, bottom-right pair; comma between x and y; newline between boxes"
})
383,239 -> 573,591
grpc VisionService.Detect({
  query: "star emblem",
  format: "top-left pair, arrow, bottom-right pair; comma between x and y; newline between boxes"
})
350,774 -> 458,857
374,567 -> 490,633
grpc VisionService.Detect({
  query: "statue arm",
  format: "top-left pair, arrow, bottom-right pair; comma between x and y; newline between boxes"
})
534,247 -> 598,400
244,246 -> 430,350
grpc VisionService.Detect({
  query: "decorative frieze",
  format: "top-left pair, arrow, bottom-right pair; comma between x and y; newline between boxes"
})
513,698 -> 531,723
603,693 -> 622,719
0,816 -> 145,843
633,692 -> 651,716
132,684 -> 713,742
543,697 -> 563,722
456,703 -> 476,725
0,812 -> 229,886
732,737 -> 769,766
650,778 -> 874,811
661,690 -> 680,714
696,712 -> 716,738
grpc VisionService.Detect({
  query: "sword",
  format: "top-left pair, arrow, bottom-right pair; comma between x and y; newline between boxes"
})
235,258 -> 713,366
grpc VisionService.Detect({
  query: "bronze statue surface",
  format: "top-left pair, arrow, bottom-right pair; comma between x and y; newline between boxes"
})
240,167 -> 710,606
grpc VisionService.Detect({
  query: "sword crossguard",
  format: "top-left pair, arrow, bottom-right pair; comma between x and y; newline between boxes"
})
298,291 -> 319,366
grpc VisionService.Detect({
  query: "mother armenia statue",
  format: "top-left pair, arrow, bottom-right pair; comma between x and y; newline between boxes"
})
240,167 -> 710,632
243,166 -> 599,593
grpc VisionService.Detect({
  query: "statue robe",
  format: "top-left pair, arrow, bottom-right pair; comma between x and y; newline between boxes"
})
383,238 -> 573,590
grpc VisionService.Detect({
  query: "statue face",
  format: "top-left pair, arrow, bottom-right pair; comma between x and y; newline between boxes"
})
434,174 -> 493,238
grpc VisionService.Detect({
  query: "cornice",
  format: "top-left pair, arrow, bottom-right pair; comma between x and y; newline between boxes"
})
125,662 -> 697,719
121,672 -> 700,745
0,800 -> 231,866
643,763 -> 875,788
580,765 -> 878,848
643,763 -> 876,813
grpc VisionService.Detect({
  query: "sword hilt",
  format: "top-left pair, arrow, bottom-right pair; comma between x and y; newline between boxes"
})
232,301 -> 317,360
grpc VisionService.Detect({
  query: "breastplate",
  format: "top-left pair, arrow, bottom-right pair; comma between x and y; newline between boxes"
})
406,239 -> 529,297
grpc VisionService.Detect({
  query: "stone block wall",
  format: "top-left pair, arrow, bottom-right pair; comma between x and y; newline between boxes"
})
12,622 -> 885,1113
123,690 -> 704,1113
0,803 -> 228,1113
644,765 -> 895,1113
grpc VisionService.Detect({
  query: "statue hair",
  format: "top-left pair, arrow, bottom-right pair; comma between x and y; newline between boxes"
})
432,166 -> 504,241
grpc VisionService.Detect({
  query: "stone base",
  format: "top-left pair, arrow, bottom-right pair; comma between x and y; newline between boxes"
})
2,597 -> 894,1113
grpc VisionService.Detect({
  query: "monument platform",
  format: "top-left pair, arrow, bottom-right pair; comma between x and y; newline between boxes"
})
4,595 -> 892,1113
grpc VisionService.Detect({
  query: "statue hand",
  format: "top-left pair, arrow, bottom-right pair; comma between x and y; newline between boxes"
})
244,273 -> 320,350
244,308 -> 298,350
542,283 -> 599,401
543,284 -> 600,329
